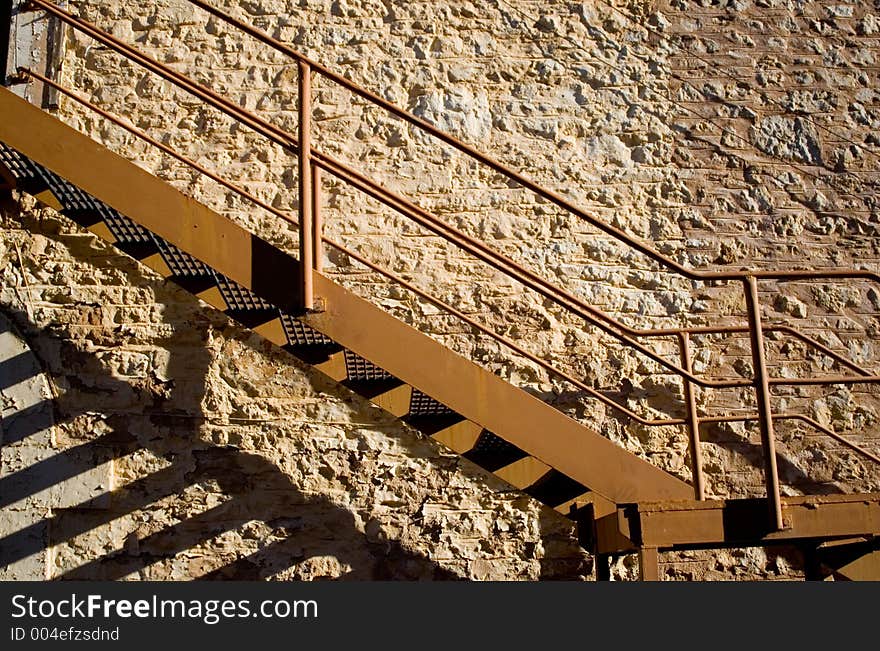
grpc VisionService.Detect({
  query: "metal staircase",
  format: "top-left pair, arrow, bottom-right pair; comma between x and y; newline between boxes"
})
2,0 -> 879,580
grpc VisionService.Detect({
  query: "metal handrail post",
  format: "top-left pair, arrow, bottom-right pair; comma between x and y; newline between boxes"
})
744,276 -> 784,530
678,332 -> 706,500
298,60 -> 314,310
312,164 -> 323,275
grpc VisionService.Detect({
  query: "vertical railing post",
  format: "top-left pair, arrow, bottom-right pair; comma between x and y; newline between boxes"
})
312,164 -> 323,275
297,59 -> 314,311
743,276 -> 784,531
638,547 -> 660,582
678,332 -> 705,500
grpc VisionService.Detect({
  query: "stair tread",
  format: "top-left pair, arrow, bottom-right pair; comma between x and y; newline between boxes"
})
280,312 -> 335,347
214,274 -> 275,312
343,349 -> 394,382
153,235 -> 213,279
463,431 -> 528,472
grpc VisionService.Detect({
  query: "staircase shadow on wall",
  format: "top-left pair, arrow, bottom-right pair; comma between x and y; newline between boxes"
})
0,298 -> 465,579
0,206 -> 506,579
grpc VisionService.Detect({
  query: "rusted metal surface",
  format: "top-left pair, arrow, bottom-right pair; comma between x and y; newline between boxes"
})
494,457 -> 553,490
312,153 -> 752,390
31,7 -> 880,489
327,238 -> 688,426
592,509 -> 638,555
430,420 -> 483,455
826,547 -> 880,581
607,494 -> 880,551
638,547 -> 660,581
0,86 -> 300,311
298,60 -> 314,311
639,324 -> 870,380
744,277 -> 784,531
312,165 -> 324,275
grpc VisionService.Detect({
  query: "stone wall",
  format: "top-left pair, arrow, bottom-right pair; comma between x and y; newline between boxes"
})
662,0 -> 880,497
3,0 -> 880,580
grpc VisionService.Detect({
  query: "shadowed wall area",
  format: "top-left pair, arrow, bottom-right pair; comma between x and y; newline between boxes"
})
0,195 -> 590,580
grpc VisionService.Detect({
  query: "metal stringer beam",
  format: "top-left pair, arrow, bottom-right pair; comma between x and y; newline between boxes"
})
0,86 -> 300,311
305,273 -> 692,504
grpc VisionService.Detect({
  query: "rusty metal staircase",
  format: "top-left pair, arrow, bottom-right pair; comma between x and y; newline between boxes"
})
2,1 -> 880,580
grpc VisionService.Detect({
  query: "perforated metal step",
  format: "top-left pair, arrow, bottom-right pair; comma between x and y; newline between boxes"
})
0,142 -> 41,185
58,182 -> 136,230
279,312 -> 334,347
152,235 -> 212,279
343,349 -> 393,382
409,389 -> 454,417
101,209 -> 152,245
463,431 -> 527,471
214,274 -> 275,312
42,173 -> 96,213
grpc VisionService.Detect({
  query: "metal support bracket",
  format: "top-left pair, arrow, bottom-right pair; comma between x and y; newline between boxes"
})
308,296 -> 326,314
7,66 -> 28,84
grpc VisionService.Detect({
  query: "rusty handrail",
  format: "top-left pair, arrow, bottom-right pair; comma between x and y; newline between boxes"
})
298,59 -> 314,311
21,1 -> 880,519
25,68 -> 686,427
30,0 -> 771,390
183,0 -> 880,286
36,68 -> 880,468
28,0 -> 880,389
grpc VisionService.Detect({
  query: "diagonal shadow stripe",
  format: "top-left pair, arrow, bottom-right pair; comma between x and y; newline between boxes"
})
0,432 -> 123,509
0,350 -> 42,391
58,500 -> 245,580
197,530 -> 463,581
0,464 -> 182,567
1,399 -> 53,446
